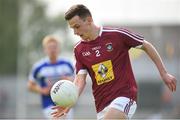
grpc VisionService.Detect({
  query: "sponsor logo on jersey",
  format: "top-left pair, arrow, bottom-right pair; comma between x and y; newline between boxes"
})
106,43 -> 113,52
82,51 -> 91,56
92,60 -> 114,85
98,64 -> 108,78
92,46 -> 101,51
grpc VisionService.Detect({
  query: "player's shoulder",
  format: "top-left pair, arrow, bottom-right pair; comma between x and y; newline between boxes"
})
103,26 -> 143,38
73,40 -> 84,52
32,57 -> 48,69
102,26 -> 127,34
57,56 -> 73,65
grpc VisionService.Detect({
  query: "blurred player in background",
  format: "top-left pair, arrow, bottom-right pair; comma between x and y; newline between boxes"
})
27,35 -> 74,119
52,4 -> 177,120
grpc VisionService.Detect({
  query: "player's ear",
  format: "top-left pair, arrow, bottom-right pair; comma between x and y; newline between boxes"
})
43,46 -> 48,54
86,16 -> 93,23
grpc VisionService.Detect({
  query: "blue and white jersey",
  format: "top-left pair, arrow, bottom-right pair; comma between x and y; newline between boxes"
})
29,56 -> 74,109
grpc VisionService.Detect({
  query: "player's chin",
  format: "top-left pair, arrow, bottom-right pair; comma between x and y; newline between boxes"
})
79,35 -> 84,39
80,35 -> 87,40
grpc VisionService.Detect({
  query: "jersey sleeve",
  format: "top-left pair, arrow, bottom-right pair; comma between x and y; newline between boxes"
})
28,64 -> 38,82
69,63 -> 75,75
57,57 -> 75,76
66,60 -> 75,76
74,48 -> 88,75
119,28 -> 144,48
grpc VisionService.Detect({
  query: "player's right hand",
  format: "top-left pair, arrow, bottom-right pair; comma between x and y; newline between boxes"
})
51,106 -> 70,118
40,86 -> 51,95
40,80 -> 52,95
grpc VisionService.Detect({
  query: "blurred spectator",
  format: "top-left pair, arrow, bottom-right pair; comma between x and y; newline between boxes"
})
27,35 -> 74,119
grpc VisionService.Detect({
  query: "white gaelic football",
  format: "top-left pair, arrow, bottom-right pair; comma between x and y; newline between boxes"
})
50,80 -> 78,107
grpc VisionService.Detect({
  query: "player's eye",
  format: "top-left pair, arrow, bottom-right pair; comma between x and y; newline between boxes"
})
74,25 -> 80,29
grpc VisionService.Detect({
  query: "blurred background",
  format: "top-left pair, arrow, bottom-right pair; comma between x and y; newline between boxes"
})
0,0 -> 180,119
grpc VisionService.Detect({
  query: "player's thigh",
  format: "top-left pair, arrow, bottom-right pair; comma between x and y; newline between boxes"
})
104,107 -> 127,119
104,97 -> 137,119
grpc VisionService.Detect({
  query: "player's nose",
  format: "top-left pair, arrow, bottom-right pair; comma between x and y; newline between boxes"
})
73,29 -> 78,35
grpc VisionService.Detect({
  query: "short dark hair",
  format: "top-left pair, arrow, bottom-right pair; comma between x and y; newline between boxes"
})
65,4 -> 92,20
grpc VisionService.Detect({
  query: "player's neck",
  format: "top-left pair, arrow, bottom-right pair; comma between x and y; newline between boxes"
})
49,56 -> 57,64
89,25 -> 100,41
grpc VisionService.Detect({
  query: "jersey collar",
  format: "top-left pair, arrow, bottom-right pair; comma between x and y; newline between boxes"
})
98,26 -> 103,37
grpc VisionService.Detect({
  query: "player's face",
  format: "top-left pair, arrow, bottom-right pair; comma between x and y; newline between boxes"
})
68,15 -> 92,41
44,41 -> 59,58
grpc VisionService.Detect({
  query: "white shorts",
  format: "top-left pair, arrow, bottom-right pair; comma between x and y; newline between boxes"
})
97,97 -> 137,120
43,105 -> 74,120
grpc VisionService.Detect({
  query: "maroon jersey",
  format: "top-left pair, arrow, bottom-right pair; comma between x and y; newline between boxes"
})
74,27 -> 144,113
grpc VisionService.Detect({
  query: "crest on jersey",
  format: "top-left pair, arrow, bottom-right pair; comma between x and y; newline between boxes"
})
106,43 -> 113,52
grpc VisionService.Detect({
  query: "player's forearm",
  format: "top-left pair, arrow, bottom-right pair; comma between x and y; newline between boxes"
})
28,85 -> 41,93
74,74 -> 86,97
141,40 -> 167,78
28,82 -> 41,93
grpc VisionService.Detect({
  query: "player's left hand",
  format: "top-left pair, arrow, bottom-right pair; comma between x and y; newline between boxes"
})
162,73 -> 177,92
51,106 -> 70,118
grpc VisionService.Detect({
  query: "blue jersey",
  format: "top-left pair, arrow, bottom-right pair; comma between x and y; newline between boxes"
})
29,57 -> 74,109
